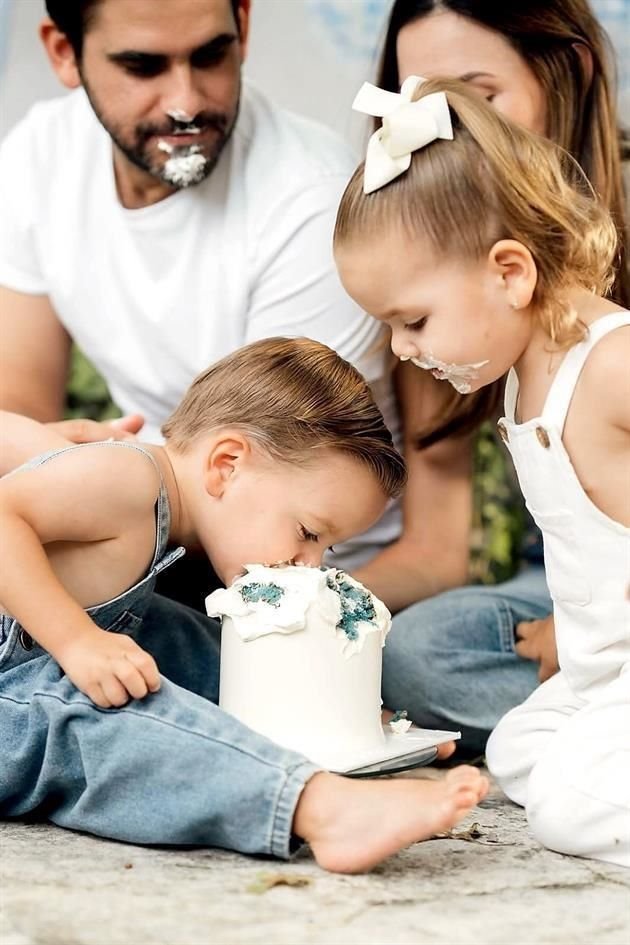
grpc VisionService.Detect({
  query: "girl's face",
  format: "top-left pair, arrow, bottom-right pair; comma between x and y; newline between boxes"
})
396,11 -> 547,136
335,233 -> 532,395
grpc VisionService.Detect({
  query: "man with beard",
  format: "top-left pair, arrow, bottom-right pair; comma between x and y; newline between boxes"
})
0,0 -> 401,610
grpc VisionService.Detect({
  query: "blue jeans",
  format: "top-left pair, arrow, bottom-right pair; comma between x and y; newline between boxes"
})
382,566 -> 552,756
1,441 -> 319,856
0,588 -> 319,856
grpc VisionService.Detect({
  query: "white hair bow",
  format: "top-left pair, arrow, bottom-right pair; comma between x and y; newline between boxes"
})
353,75 -> 453,194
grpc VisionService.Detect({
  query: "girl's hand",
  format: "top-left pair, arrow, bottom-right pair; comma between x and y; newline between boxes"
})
57,627 -> 161,708
515,614 -> 558,683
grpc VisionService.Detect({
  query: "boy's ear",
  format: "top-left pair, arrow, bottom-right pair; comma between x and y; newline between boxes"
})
488,239 -> 537,311
203,433 -> 250,498
39,18 -> 82,89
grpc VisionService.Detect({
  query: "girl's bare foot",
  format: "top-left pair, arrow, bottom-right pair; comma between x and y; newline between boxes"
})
294,766 -> 488,874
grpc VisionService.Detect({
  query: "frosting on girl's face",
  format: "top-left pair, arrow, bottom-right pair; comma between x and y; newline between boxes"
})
399,353 -> 489,395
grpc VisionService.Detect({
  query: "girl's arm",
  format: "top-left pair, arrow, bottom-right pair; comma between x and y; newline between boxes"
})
0,446 -> 161,706
353,363 -> 472,612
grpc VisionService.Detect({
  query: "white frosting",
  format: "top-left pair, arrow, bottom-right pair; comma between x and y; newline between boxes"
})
389,718 -> 413,735
165,108 -> 197,124
399,352 -> 489,394
207,563 -> 390,656
207,564 -> 392,768
161,145 -> 208,187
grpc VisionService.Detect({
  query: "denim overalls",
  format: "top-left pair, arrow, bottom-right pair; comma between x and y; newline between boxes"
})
0,442 -> 318,857
0,441 -> 185,651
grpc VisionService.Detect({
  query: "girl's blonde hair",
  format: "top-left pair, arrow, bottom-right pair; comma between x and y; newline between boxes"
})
161,336 -> 406,498
335,76 -> 618,350
375,0 -> 628,310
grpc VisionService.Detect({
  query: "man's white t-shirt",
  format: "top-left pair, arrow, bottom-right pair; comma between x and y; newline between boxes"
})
0,82 -> 402,570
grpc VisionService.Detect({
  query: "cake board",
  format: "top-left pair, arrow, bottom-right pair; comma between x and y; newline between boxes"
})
334,726 -> 460,778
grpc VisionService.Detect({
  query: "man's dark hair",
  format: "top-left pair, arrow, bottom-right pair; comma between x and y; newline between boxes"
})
45,0 -> 242,58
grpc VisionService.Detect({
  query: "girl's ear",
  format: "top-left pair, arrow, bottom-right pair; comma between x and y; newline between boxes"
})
487,239 -> 537,311
203,433 -> 251,499
39,18 -> 82,90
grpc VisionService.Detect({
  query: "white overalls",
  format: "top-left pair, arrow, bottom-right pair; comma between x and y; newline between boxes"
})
486,312 -> 630,867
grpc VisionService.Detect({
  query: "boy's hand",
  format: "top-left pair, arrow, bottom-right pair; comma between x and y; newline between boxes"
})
57,627 -> 161,708
515,614 -> 559,683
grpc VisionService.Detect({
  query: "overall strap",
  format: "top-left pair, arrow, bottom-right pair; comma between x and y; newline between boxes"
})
542,311 -> 630,433
94,441 -> 173,569
503,368 -> 519,422
13,440 -> 173,569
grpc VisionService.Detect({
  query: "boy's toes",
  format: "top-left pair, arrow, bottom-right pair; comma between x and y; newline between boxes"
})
444,767 -> 488,809
444,765 -> 482,788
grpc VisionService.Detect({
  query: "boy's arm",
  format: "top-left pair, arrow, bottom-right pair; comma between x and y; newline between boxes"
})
0,411 -> 71,475
0,411 -> 145,477
0,446 -> 161,706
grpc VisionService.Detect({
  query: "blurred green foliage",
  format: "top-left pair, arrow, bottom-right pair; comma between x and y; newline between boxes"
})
64,346 -> 120,422
469,421 -> 525,585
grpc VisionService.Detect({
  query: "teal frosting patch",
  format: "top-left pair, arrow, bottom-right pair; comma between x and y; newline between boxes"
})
390,709 -> 408,723
327,572 -> 376,641
240,582 -> 285,608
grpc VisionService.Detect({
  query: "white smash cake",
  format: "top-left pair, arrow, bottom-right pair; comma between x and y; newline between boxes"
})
206,564 -> 393,770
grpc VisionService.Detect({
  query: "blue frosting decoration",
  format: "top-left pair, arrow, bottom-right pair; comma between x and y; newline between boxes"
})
390,709 -> 409,724
326,572 -> 377,641
240,582 -> 285,608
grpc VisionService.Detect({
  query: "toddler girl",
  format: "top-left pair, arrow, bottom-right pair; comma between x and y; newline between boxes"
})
333,76 -> 629,867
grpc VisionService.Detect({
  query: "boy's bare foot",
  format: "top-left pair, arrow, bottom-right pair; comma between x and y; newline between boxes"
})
294,766 -> 488,874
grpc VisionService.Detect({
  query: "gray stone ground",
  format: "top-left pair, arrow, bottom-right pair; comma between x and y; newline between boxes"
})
2,770 -> 629,945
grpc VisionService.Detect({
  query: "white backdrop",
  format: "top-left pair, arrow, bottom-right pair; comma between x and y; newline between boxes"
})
1,0 -> 628,145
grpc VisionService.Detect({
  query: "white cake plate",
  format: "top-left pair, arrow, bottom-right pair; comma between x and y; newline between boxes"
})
334,726 -> 461,778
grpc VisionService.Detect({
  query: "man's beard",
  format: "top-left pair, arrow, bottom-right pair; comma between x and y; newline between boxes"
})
81,74 -> 240,189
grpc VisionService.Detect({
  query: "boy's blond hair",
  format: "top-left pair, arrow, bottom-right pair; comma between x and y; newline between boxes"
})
162,337 -> 406,498
334,77 -> 618,349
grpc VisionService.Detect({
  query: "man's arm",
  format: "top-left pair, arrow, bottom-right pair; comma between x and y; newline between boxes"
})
0,285 -> 71,420
0,288 -> 145,442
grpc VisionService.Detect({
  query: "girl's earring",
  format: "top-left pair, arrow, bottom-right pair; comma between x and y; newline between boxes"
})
509,298 -> 519,310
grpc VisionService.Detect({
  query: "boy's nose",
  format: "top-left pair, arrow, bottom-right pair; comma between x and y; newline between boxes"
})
294,548 -> 323,569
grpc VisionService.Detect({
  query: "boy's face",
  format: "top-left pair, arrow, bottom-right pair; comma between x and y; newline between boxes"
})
204,450 -> 388,587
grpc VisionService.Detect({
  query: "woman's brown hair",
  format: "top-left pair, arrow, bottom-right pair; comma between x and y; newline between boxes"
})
373,0 -> 628,445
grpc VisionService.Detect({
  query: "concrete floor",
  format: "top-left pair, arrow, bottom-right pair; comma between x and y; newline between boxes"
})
2,771 -> 629,945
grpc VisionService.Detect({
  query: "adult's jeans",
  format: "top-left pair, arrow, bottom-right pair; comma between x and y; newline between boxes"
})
382,566 -> 552,756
